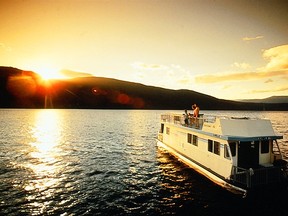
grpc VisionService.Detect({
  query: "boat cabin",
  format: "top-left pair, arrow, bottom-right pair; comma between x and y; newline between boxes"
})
158,113 -> 286,191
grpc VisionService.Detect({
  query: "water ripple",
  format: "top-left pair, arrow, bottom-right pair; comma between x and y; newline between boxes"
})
0,110 -> 287,215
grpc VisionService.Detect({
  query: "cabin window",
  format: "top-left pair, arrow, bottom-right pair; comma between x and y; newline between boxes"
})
187,134 -> 198,146
160,124 -> 164,133
187,133 -> 192,143
208,140 -> 220,155
166,127 -> 170,135
224,145 -> 230,159
192,135 -> 198,146
214,141 -> 220,155
174,116 -> 180,123
229,142 -> 236,157
261,140 -> 270,154
208,140 -> 213,152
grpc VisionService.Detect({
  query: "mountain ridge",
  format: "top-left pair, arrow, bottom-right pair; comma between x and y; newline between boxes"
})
0,66 -> 287,110
240,96 -> 288,104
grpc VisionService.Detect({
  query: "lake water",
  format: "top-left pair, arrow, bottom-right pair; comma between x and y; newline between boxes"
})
0,109 -> 287,215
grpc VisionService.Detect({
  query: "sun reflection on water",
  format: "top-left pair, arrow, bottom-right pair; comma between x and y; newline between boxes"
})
23,110 -> 64,209
29,110 -> 61,163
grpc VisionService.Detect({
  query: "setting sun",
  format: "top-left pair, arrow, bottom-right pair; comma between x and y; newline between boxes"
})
35,67 -> 66,80
22,62 -> 67,81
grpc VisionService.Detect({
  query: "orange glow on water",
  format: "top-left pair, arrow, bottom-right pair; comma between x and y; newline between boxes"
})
29,110 -> 61,165
23,110 -> 63,195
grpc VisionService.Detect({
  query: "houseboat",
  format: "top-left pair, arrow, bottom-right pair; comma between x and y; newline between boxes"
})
157,112 -> 288,195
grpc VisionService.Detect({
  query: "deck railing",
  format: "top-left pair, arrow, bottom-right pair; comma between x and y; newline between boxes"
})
231,166 -> 282,188
161,113 -> 261,124
160,113 -> 204,129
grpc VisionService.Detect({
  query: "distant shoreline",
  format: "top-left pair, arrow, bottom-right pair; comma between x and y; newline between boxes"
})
1,66 -> 288,111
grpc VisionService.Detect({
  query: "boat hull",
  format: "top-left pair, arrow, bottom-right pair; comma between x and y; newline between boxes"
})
157,139 -> 247,195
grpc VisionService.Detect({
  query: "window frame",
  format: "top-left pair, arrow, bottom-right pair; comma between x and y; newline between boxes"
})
213,141 -> 220,155
187,133 -> 198,146
187,133 -> 192,144
192,135 -> 198,146
261,140 -> 270,154
208,139 -> 221,156
208,139 -> 213,152
224,145 -> 231,159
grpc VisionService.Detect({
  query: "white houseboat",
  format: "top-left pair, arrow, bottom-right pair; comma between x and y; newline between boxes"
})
157,113 -> 287,194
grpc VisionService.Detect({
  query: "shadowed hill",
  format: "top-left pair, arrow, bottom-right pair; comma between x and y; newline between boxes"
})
0,66 -> 45,108
0,66 -> 287,110
240,96 -> 288,104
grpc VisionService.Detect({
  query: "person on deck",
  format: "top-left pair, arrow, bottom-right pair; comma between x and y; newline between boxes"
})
192,104 -> 199,117
191,104 -> 200,127
183,109 -> 189,126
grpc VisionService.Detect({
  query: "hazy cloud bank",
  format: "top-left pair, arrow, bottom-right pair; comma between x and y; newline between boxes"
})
242,36 -> 264,41
195,44 -> 288,84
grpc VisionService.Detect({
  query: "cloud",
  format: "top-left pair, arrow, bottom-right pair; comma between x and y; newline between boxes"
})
177,76 -> 192,85
130,62 -> 194,88
262,44 -> 288,71
231,62 -> 251,70
60,69 -> 93,78
196,44 -> 288,84
195,70 -> 288,84
248,86 -> 288,94
0,42 -> 12,52
264,79 -> 273,83
131,62 -> 168,71
242,36 -> 264,41
222,85 -> 232,90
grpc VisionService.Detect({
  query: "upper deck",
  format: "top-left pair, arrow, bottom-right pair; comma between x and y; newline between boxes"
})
160,113 -> 283,141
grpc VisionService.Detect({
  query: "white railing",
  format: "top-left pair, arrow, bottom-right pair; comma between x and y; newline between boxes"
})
160,113 -> 261,124
160,113 -> 205,129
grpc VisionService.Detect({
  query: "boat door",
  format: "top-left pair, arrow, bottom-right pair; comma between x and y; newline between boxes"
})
237,141 -> 259,169
160,123 -> 164,133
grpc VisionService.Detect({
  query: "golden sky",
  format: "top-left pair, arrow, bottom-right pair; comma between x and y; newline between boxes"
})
1,0 -> 287,100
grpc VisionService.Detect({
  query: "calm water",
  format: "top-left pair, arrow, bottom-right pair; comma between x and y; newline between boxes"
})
0,109 -> 287,216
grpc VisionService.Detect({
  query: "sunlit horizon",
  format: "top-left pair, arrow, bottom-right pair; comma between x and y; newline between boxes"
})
37,68 -> 67,81
26,65 -> 68,81
1,0 -> 287,100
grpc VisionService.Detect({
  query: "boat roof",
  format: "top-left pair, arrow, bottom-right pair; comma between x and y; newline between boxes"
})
200,131 -> 283,142
160,113 -> 283,141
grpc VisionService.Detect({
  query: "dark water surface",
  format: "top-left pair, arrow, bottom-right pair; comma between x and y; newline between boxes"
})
0,109 -> 287,215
